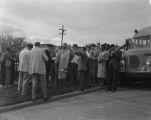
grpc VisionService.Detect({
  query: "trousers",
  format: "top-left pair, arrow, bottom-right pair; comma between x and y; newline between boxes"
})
107,70 -> 119,91
78,70 -> 86,91
18,71 -> 29,95
31,74 -> 47,99
70,63 -> 78,84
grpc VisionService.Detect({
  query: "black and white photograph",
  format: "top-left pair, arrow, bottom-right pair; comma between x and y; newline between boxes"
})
0,0 -> 151,120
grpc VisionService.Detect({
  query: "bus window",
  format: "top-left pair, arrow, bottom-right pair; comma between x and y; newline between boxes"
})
135,40 -> 138,47
134,39 -> 150,47
147,40 -> 150,45
143,40 -> 147,46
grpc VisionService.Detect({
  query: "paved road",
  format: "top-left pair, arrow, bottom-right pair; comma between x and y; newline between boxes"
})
1,88 -> 151,120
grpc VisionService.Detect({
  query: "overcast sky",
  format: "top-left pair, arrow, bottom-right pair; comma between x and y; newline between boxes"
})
0,0 -> 150,46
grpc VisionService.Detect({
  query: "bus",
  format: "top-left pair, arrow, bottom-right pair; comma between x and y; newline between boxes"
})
120,26 -> 151,80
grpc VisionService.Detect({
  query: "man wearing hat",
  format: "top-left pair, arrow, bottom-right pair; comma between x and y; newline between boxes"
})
69,44 -> 79,86
89,44 -> 99,84
18,43 -> 33,96
45,44 -> 54,90
107,46 -> 122,92
29,42 -> 49,101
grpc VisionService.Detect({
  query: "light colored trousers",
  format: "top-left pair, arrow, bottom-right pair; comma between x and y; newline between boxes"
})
18,71 -> 29,95
32,74 -> 47,99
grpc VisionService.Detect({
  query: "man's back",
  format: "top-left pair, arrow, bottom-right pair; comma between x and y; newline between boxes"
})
29,48 -> 48,75
18,48 -> 30,72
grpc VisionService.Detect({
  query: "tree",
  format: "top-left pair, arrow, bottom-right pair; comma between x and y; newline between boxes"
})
0,34 -> 25,55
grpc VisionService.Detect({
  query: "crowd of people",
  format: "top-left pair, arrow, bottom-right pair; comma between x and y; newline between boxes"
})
0,41 -> 122,102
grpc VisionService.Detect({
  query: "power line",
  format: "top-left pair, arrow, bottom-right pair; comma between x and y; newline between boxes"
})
59,25 -> 67,47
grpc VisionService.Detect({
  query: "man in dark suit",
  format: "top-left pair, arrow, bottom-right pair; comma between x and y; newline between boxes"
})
45,44 -> 53,90
107,47 -> 122,92
69,44 -> 79,86
76,47 -> 88,91
89,44 -> 98,84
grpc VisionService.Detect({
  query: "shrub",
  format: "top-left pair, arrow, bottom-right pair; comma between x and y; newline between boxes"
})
0,34 -> 25,54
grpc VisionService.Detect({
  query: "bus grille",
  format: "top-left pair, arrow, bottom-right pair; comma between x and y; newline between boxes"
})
129,55 -> 139,70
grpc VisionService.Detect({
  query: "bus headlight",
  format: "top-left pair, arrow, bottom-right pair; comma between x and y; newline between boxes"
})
145,59 -> 151,71
146,61 -> 150,65
146,59 -> 151,65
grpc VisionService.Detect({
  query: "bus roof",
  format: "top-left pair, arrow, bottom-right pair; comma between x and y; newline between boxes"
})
133,26 -> 151,39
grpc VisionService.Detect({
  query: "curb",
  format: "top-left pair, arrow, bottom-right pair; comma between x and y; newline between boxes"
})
0,87 -> 102,113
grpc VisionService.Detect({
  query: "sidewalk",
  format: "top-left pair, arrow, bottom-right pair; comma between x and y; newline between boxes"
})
0,86 -> 102,113
0,81 -> 79,107
0,80 -> 101,113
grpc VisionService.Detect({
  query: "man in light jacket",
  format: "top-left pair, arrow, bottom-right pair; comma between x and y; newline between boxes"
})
18,43 -> 33,95
57,43 -> 70,87
29,42 -> 49,101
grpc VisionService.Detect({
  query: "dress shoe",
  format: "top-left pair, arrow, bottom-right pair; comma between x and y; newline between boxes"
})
111,89 -> 116,92
80,89 -> 84,91
43,97 -> 50,101
32,98 -> 38,102
106,89 -> 111,92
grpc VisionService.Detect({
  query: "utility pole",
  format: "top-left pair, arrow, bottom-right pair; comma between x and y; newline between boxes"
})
59,25 -> 67,47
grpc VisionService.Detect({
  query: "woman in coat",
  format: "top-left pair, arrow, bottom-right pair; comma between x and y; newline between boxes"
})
57,43 -> 70,87
0,47 -> 13,88
97,46 -> 108,87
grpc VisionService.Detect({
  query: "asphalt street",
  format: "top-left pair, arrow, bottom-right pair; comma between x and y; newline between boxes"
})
1,88 -> 151,120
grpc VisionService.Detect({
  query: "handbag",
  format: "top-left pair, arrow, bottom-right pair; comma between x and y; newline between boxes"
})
5,59 -> 12,67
